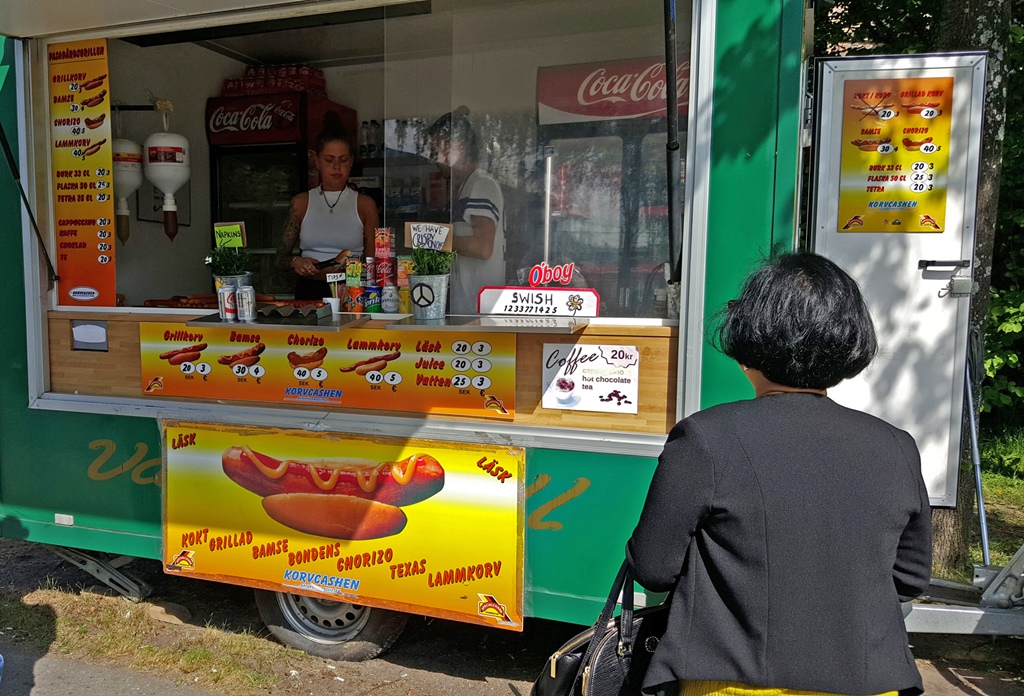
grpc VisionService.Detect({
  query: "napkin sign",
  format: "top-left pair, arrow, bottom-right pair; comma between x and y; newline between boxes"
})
405,222 -> 453,251
214,222 -> 246,248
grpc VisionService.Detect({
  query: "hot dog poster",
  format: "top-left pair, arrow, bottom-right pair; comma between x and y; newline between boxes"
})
48,39 -> 116,305
162,422 -> 525,629
139,324 -> 515,419
836,76 -> 953,233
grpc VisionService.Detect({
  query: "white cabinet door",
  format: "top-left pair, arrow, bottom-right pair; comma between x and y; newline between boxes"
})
812,54 -> 986,506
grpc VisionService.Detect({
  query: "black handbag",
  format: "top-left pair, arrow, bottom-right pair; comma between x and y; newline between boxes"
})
531,560 -> 668,696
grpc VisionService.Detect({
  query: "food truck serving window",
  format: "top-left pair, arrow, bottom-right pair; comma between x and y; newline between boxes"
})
34,0 -> 691,320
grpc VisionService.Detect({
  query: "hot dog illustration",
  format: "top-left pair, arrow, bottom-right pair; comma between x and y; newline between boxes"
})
902,102 -> 941,115
84,114 -> 106,130
287,346 -> 328,370
222,446 -> 444,507
143,376 -> 164,393
262,493 -> 407,540
81,74 -> 107,91
159,343 -> 207,365
81,139 -> 107,158
902,137 -> 934,152
218,343 -> 265,367
80,89 -> 107,108
849,137 -> 891,152
338,351 -> 400,373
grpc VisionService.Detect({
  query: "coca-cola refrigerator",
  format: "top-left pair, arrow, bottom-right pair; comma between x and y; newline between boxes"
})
532,56 -> 688,316
206,92 -> 357,295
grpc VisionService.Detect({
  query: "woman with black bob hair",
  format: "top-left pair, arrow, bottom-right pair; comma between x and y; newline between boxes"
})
717,251 -> 877,390
627,252 -> 932,696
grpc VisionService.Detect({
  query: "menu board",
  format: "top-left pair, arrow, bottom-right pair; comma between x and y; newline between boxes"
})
163,422 -> 524,630
837,76 -> 953,233
48,39 -> 115,304
140,325 -> 515,419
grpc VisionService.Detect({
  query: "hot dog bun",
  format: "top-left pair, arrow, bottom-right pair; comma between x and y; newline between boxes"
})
222,446 -> 444,506
262,493 -> 407,540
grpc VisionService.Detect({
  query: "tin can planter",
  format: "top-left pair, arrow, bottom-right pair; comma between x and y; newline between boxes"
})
213,272 -> 253,291
408,274 -> 449,320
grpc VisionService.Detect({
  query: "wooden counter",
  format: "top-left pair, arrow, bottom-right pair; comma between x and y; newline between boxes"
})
47,311 -> 677,434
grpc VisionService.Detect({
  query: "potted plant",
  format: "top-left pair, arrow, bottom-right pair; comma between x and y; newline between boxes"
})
206,246 -> 253,290
408,247 -> 456,320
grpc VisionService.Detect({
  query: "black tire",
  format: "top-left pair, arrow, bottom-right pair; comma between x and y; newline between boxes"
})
254,589 -> 408,661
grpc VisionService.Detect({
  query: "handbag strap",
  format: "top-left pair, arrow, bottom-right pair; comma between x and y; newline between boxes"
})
571,560 -> 631,694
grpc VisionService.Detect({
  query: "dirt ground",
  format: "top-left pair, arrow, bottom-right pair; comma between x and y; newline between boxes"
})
0,536 -> 1022,696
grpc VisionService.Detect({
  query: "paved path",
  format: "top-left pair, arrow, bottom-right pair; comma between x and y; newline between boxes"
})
1,640 -> 1019,696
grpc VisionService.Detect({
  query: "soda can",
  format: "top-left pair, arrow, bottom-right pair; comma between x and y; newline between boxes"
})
218,285 -> 238,322
236,285 -> 257,322
381,284 -> 399,313
398,287 -> 413,314
364,285 -> 382,313
375,257 -> 395,286
364,256 -> 376,286
346,285 -> 365,312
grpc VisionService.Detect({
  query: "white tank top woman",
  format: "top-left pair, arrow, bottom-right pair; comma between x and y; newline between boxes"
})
300,186 -> 365,261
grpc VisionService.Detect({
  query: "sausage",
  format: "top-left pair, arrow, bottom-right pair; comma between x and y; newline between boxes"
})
218,343 -> 265,365
221,446 -> 445,506
902,103 -> 941,114
167,351 -> 202,366
902,137 -> 933,151
81,74 -> 107,91
355,359 -> 388,376
229,355 -> 261,368
262,493 -> 407,540
80,90 -> 107,108
82,139 -> 106,158
287,346 -> 328,368
84,114 -> 106,130
338,351 -> 401,372
159,343 -> 207,360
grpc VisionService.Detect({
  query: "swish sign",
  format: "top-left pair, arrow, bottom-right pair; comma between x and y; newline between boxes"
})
537,56 -> 690,125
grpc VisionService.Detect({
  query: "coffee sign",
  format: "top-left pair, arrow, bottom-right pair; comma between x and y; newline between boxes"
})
541,344 -> 639,414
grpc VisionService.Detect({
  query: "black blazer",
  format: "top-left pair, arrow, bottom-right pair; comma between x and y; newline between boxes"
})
627,393 -> 932,695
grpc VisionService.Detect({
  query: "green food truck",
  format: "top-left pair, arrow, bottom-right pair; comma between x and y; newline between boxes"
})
1,0 -> 1018,661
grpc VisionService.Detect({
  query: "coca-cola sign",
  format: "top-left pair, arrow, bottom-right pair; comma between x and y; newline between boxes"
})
537,57 -> 690,125
206,94 -> 303,145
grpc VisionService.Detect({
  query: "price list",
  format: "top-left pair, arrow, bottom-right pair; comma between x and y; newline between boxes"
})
48,38 -> 115,304
139,325 -> 516,419
836,76 -> 953,234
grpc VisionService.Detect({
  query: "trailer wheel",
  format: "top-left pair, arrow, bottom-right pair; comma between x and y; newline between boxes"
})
254,589 -> 407,661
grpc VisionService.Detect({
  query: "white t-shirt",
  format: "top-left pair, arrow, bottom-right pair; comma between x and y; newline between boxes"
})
450,169 -> 505,314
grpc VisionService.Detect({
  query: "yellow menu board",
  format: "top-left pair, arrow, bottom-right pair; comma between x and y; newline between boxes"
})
48,39 -> 116,304
163,422 -> 524,629
140,324 -> 515,419
837,76 -> 953,233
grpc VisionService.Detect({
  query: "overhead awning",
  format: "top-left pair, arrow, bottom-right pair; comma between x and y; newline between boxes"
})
0,0 -> 417,40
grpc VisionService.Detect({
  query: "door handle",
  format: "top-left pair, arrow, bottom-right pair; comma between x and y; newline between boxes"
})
918,259 -> 971,270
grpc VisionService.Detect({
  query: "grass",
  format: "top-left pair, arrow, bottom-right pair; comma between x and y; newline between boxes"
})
0,583 -> 319,694
970,472 -> 1024,569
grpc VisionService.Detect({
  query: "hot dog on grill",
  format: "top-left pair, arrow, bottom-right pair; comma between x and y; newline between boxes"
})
222,446 -> 445,506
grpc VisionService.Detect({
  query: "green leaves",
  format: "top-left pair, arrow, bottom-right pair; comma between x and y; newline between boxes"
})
410,247 -> 455,276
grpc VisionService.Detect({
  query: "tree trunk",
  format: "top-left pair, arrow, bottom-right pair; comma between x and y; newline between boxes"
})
932,0 -> 1011,576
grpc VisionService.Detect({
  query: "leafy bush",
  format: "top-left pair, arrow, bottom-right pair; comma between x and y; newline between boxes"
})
205,247 -> 252,276
980,428 -> 1024,479
410,247 -> 455,275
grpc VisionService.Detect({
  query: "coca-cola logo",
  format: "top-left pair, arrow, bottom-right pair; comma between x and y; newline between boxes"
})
208,101 -> 297,133
576,63 -> 689,109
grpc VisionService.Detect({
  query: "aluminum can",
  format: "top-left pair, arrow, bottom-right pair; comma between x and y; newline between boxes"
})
381,284 -> 399,313
364,285 -> 382,313
236,285 -> 257,322
375,257 -> 395,286
398,287 -> 413,314
364,256 -> 376,286
346,285 -> 365,312
218,285 -> 237,322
